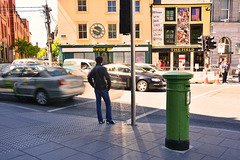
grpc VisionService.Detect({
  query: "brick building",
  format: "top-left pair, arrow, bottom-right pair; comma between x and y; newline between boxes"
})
0,0 -> 30,63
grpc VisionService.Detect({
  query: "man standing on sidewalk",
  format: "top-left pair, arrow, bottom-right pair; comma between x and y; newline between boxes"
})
221,58 -> 230,84
88,56 -> 115,124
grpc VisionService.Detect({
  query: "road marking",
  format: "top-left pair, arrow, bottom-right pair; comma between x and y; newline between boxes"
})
192,87 -> 229,99
125,109 -> 160,123
0,102 -> 39,112
47,100 -> 96,113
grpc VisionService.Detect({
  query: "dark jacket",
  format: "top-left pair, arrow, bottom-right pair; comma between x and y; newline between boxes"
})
88,64 -> 111,91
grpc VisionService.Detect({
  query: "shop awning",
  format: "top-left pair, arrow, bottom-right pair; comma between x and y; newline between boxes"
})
108,47 -> 148,52
62,48 -> 93,52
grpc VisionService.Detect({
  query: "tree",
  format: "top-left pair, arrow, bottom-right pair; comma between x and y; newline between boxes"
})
12,37 -> 40,58
51,38 -> 59,60
27,44 -> 40,58
12,37 -> 30,58
37,49 -> 46,58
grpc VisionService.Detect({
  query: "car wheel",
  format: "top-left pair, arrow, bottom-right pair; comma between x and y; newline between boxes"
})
35,90 -> 49,105
137,80 -> 148,92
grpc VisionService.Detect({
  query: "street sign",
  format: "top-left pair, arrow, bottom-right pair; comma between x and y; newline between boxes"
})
218,43 -> 225,53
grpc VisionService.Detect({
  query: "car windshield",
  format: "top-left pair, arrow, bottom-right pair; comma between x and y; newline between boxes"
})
45,67 -> 69,76
127,65 -> 147,73
149,64 -> 164,71
89,62 -> 96,68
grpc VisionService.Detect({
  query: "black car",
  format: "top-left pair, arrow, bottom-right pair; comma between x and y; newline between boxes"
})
104,64 -> 166,92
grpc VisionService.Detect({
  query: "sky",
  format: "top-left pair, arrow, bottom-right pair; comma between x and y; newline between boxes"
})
15,0 -> 58,48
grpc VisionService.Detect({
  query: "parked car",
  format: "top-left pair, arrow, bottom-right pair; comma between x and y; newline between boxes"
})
63,58 -> 96,80
104,64 -> 166,92
136,63 -> 167,75
0,65 -> 85,105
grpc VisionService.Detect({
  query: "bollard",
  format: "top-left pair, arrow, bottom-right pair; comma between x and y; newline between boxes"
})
163,72 -> 193,151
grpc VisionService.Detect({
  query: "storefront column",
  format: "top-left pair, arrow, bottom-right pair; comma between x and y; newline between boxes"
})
190,52 -> 194,72
170,52 -> 174,71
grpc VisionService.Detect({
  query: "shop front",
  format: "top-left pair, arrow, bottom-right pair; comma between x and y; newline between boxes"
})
152,47 -> 205,72
59,44 -> 151,65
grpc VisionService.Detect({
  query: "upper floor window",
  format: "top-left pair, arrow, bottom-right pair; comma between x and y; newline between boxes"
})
78,24 -> 87,39
165,8 -> 175,21
108,24 -> 117,39
136,24 -> 140,38
221,0 -> 229,21
190,24 -> 202,44
219,37 -> 230,53
78,0 -> 87,12
108,1 -> 116,12
164,24 -> 176,45
239,4 -> 240,22
135,1 -> 140,12
191,7 -> 201,21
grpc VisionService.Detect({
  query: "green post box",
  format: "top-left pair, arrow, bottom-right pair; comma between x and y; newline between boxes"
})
163,72 -> 193,151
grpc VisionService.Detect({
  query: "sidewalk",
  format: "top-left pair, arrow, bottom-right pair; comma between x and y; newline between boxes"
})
0,103 -> 240,160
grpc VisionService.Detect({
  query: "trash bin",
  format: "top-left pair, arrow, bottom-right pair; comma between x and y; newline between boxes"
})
163,72 -> 193,151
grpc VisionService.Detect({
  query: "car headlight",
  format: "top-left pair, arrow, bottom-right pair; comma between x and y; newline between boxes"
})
151,78 -> 161,82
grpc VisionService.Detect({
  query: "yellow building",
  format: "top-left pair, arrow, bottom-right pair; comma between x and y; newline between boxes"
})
58,0 -> 153,64
151,1 -> 211,71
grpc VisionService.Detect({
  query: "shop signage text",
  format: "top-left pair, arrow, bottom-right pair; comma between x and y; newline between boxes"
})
170,48 -> 195,52
93,47 -> 113,52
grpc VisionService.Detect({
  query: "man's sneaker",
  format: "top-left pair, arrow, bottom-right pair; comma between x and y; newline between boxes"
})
99,120 -> 105,124
106,121 -> 115,125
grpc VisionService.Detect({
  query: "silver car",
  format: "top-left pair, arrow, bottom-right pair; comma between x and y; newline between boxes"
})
0,65 -> 85,105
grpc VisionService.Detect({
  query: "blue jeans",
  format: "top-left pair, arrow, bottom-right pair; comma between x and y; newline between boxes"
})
94,90 -> 112,122
238,73 -> 240,82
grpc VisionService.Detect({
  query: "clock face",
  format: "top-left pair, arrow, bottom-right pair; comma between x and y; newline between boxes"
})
90,23 -> 105,39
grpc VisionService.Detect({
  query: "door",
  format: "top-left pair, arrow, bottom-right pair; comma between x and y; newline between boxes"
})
101,52 -> 110,64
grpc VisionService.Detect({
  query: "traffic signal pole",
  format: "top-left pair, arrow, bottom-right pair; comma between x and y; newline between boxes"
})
130,0 -> 136,126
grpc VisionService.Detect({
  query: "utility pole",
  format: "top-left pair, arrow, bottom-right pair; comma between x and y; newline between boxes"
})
43,1 -> 53,66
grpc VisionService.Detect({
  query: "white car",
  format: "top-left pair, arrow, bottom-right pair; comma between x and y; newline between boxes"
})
136,63 -> 167,76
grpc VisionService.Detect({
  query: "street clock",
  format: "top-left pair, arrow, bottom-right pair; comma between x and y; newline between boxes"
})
90,23 -> 105,39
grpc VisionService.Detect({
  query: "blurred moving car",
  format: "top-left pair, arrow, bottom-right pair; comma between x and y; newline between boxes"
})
0,63 -> 11,76
63,59 -> 96,80
12,58 -> 47,65
0,65 -> 85,105
136,63 -> 167,75
104,64 -> 166,92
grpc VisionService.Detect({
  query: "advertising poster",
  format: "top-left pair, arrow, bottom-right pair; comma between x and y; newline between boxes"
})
152,8 -> 163,47
177,8 -> 190,45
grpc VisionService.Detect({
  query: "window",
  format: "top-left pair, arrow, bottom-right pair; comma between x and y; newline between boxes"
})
165,8 -> 175,21
78,24 -> 87,39
191,7 -> 201,21
219,37 -> 230,53
221,0 -> 229,21
108,1 -> 116,12
135,1 -> 140,12
190,24 -> 203,44
164,25 -> 176,45
235,43 -> 240,54
78,0 -> 87,12
136,24 -> 140,38
108,24 -> 117,39
239,4 -> 240,22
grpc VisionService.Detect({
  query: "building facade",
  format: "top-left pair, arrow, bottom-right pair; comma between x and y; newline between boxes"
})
58,0 -> 153,65
152,0 -> 211,71
211,0 -> 240,69
0,0 -> 30,63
